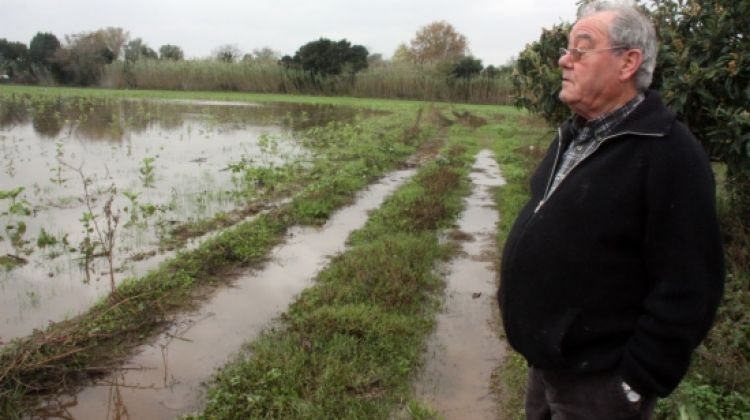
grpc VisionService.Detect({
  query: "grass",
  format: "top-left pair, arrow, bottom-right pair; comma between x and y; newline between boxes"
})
0,91 -> 440,417
187,137 -> 475,419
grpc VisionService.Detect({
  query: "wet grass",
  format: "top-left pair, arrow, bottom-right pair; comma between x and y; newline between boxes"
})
0,100 -> 435,417
188,137 -> 476,419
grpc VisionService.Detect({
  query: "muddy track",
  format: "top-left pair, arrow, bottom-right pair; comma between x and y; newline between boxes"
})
413,149 -> 506,419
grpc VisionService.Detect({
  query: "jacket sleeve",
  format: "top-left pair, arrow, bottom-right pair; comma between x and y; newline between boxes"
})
618,124 -> 725,397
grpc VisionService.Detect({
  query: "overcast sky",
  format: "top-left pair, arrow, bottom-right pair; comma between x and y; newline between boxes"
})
2,0 -> 578,66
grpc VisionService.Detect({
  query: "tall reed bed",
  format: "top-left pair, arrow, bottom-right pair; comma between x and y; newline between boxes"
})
101,60 -> 513,105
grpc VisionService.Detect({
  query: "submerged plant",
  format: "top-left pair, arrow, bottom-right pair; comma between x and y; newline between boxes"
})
139,156 -> 157,188
0,187 -> 31,216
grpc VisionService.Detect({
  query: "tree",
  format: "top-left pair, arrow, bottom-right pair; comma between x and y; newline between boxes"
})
244,47 -> 279,63
213,44 -> 241,63
54,28 -> 127,85
29,32 -> 62,82
286,38 -> 368,76
159,44 -> 184,61
0,39 -> 29,79
29,33 -> 60,64
650,0 -> 750,217
451,56 -> 483,79
124,38 -> 157,62
397,21 -> 469,65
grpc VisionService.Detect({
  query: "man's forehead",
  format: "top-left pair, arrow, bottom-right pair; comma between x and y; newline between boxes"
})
569,13 -> 613,43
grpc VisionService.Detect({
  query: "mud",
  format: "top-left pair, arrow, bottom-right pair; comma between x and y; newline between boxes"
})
36,168 -> 416,419
414,149 -> 506,419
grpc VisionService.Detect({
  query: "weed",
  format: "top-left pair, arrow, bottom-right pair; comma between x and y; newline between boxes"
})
139,156 -> 157,188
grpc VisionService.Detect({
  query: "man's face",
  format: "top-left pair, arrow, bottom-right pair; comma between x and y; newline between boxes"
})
559,11 -> 627,119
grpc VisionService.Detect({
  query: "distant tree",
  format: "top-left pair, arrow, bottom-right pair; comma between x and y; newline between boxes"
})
213,44 -> 241,63
0,39 -> 29,78
367,53 -> 385,67
54,28 -> 127,85
451,56 -> 483,79
482,64 -> 501,78
397,21 -> 469,66
96,27 -> 129,60
252,47 -> 279,63
124,38 -> 157,62
392,43 -> 415,63
29,32 -> 63,82
29,33 -> 60,65
287,38 -> 368,76
0,39 -> 29,62
159,44 -> 184,61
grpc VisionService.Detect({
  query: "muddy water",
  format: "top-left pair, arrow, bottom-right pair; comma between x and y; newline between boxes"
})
37,168 -> 415,419
0,97 -> 368,343
414,149 -> 506,419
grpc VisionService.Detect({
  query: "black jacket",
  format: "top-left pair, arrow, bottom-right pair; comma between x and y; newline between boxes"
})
498,91 -> 724,397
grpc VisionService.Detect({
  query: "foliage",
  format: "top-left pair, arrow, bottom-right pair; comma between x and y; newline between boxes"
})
650,0 -> 750,219
0,38 -> 29,80
282,38 -> 368,77
394,21 -> 469,66
159,44 -> 184,61
451,56 -> 484,79
54,28 -> 129,86
124,38 -> 157,62
28,32 -> 63,82
510,23 -> 570,126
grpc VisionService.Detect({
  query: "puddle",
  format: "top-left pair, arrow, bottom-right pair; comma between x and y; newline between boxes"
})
414,149 -> 506,419
0,96 -> 375,342
35,167 -> 416,419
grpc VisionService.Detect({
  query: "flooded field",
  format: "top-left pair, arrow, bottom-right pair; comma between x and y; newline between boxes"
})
37,168 -> 416,419
0,95 -> 370,342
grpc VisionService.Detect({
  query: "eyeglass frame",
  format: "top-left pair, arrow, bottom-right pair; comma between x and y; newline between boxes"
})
559,46 -> 630,61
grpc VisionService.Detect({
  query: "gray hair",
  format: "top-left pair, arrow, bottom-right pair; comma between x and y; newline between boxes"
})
578,0 -> 658,92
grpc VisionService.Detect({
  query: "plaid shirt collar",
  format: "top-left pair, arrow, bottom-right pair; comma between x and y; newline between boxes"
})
569,93 -> 645,145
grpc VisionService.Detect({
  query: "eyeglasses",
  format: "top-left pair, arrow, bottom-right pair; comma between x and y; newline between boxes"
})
559,46 -> 628,61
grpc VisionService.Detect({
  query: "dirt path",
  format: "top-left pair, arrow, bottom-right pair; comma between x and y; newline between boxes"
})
36,168 -> 416,419
414,149 -> 507,419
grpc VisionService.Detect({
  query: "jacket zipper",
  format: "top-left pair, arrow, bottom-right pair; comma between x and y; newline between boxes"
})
533,130 -> 665,214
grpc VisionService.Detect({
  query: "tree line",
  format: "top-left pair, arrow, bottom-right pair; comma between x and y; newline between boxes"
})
0,22 -> 512,103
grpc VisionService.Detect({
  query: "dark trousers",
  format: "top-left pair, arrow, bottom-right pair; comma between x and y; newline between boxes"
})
526,367 -> 657,420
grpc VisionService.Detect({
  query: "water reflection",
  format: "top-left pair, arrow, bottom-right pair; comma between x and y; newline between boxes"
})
0,96 -> 372,141
0,95 -> 380,343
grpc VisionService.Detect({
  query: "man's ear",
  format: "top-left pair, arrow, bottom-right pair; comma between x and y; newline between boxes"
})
619,49 -> 643,82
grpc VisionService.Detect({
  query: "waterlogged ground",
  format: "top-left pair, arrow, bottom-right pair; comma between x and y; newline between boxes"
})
38,168 -> 416,419
0,96 -> 369,342
414,149 -> 506,418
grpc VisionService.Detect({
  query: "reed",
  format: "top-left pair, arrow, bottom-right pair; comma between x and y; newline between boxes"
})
101,60 -> 513,105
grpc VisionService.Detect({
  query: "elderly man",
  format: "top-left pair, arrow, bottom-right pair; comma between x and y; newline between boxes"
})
498,1 -> 724,419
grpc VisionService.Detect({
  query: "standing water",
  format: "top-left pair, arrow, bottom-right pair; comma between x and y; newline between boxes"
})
37,168 -> 416,419
0,97 -> 366,343
414,149 -> 507,419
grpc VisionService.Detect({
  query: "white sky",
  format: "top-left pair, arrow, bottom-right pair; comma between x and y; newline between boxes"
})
2,0 -> 578,66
